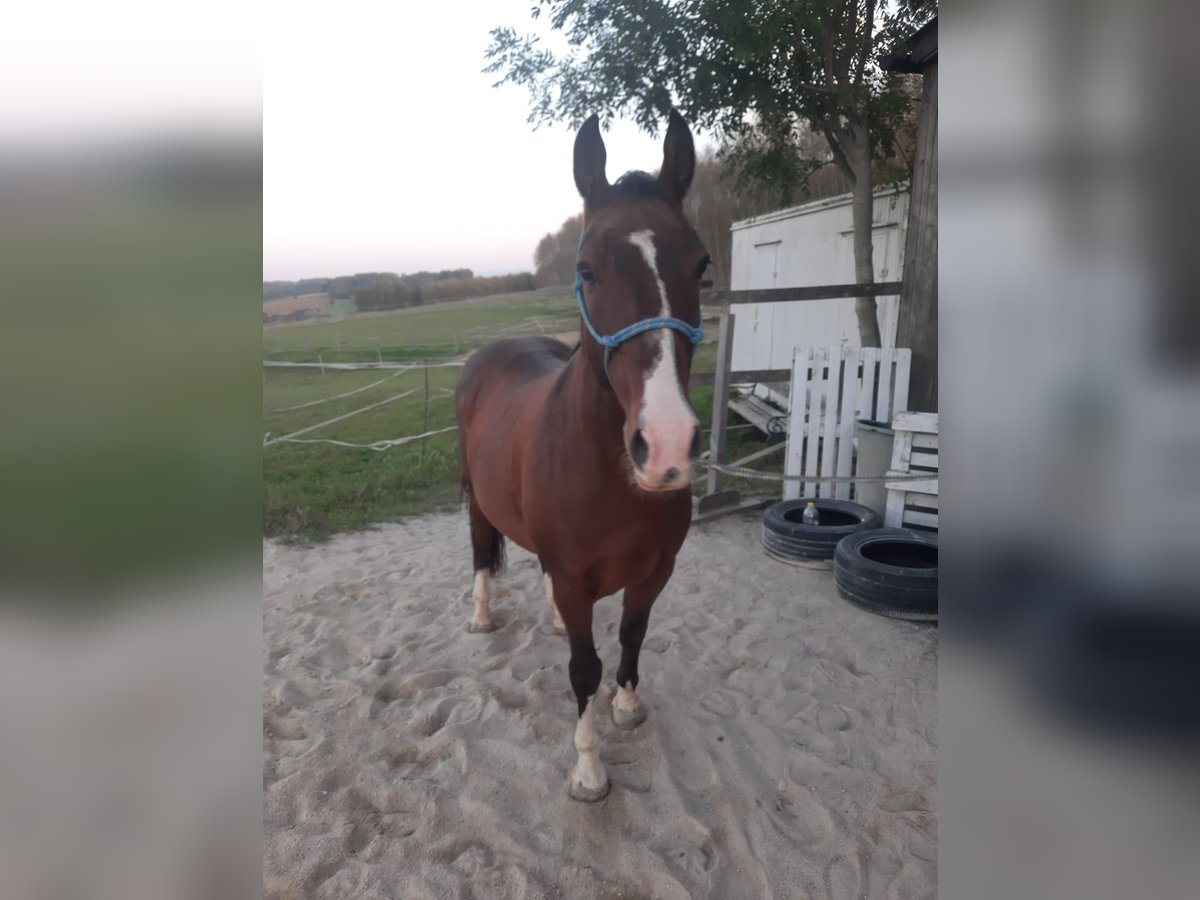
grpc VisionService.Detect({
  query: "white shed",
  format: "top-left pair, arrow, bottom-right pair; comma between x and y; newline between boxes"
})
729,186 -> 910,373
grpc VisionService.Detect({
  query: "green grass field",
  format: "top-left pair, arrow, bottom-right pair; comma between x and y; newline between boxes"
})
264,364 -> 464,538
263,287 -> 580,364
263,292 -> 779,541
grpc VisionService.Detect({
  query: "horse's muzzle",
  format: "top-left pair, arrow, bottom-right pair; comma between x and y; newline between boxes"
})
629,424 -> 701,491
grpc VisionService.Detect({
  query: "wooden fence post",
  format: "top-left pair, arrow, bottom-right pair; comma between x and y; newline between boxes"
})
706,310 -> 736,496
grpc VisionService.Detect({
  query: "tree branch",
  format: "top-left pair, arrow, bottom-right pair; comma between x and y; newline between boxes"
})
822,121 -> 855,184
854,0 -> 876,88
793,82 -> 839,96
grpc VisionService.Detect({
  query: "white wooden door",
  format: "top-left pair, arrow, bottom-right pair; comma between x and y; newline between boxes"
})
750,242 -> 780,367
752,241 -> 779,288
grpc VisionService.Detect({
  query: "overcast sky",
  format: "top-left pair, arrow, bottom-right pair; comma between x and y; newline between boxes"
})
3,1 -> 712,283
262,1 -> 715,281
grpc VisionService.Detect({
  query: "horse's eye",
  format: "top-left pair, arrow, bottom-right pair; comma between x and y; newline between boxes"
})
576,264 -> 595,283
695,256 -> 711,279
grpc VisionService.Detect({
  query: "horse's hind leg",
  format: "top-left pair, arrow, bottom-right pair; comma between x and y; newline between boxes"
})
466,494 -> 505,634
613,556 -> 676,729
541,565 -> 566,633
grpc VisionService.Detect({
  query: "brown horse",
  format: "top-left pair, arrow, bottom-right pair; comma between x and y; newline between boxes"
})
454,110 -> 708,801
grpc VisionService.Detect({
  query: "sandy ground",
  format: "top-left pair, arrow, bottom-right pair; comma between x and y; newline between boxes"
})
264,511 -> 937,899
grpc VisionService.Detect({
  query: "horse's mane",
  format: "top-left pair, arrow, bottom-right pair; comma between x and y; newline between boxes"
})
612,170 -> 661,198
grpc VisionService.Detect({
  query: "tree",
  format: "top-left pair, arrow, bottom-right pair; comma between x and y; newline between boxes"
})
485,0 -> 932,346
533,214 -> 583,287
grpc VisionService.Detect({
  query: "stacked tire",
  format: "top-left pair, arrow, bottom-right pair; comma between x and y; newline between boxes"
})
761,498 -> 881,565
834,528 -> 938,621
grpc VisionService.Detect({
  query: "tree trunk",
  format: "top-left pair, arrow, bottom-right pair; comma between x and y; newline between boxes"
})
847,124 -> 882,347
895,62 -> 938,410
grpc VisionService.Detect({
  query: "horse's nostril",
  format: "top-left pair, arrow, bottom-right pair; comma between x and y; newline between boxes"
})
629,429 -> 649,469
689,425 -> 702,461
663,467 -> 679,483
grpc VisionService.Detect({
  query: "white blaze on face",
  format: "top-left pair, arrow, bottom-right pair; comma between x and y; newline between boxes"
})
626,229 -> 699,486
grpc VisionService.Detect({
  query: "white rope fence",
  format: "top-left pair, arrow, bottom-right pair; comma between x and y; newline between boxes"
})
698,461 -> 933,484
264,358 -> 467,451
263,388 -> 420,446
270,370 -> 407,413
262,359 -> 933,478
263,360 -> 466,371
266,425 -> 459,451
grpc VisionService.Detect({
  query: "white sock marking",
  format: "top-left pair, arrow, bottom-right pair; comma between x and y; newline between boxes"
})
471,569 -> 492,627
544,573 -> 564,630
614,682 -> 642,715
572,696 -> 607,793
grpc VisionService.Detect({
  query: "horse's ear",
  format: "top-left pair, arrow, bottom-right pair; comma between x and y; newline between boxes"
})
573,115 -> 609,204
659,109 -> 695,202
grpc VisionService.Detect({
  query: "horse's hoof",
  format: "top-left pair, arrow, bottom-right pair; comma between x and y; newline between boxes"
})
567,777 -> 610,803
613,703 -> 647,729
466,622 -> 497,634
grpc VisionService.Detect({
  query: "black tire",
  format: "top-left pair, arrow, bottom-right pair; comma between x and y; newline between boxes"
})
834,528 -> 938,621
761,498 -> 882,564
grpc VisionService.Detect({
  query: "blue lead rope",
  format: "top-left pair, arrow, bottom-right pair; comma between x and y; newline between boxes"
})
572,269 -> 704,382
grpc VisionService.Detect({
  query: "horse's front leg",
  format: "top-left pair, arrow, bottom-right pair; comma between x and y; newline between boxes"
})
613,555 -> 675,729
554,577 -> 607,801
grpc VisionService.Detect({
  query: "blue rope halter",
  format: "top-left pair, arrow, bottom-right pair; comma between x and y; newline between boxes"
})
572,245 -> 704,383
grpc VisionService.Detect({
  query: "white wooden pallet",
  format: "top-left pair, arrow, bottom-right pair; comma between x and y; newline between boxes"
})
884,411 -> 939,530
784,347 -> 911,501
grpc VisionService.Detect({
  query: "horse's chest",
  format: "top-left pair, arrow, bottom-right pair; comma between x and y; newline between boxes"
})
589,541 -> 665,596
545,498 -> 688,594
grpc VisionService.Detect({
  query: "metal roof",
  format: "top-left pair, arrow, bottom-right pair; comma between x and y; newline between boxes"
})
880,16 -> 938,73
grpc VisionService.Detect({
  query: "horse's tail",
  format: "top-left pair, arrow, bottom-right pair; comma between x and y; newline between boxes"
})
485,527 -> 506,577
462,474 -> 506,576
455,366 -> 504,576
467,494 -> 506,576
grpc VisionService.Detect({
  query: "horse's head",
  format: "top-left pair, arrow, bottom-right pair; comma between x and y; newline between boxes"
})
572,110 -> 709,493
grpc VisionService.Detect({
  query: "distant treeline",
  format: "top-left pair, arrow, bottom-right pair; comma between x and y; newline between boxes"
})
264,267 -> 536,313
263,278 -> 334,302
353,270 -> 536,312
264,270 -> 473,302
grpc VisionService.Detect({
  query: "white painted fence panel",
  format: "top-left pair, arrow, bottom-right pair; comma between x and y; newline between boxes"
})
784,347 -> 912,502
834,348 -> 862,500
